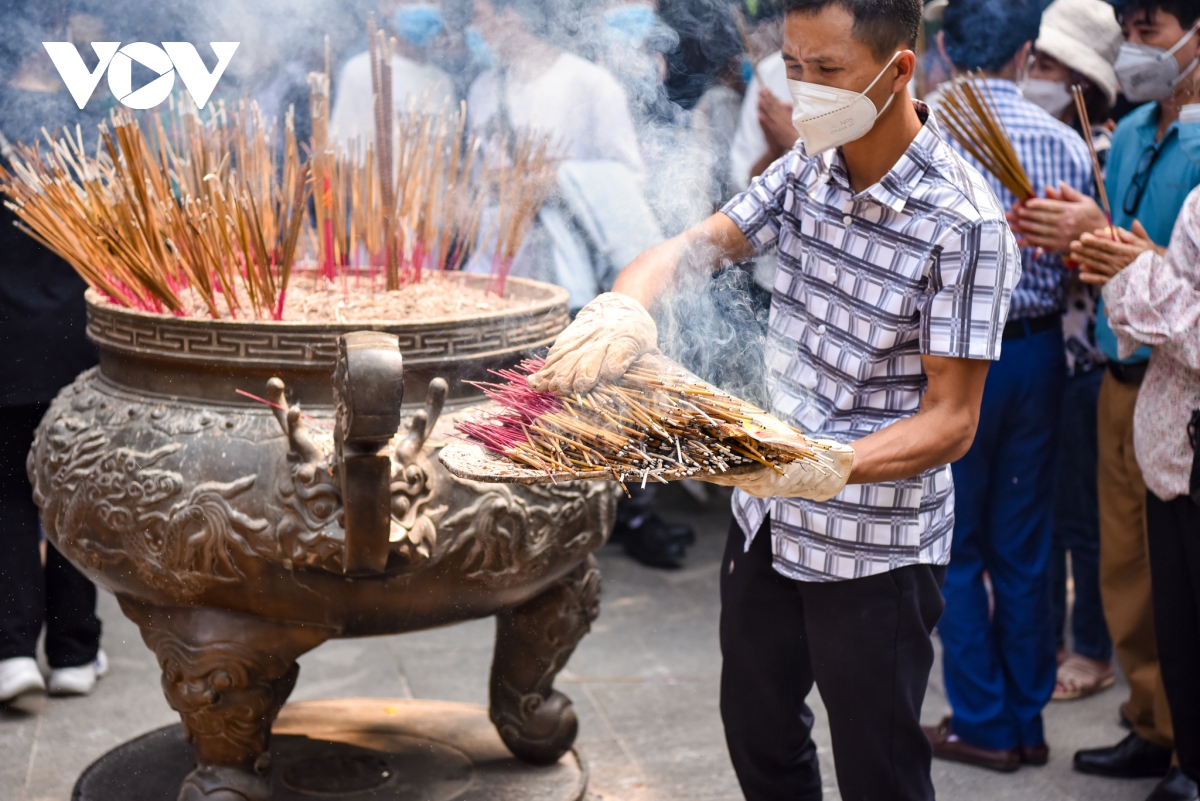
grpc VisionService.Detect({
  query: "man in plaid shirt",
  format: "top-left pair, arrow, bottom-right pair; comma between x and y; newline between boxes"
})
529,0 -> 1019,797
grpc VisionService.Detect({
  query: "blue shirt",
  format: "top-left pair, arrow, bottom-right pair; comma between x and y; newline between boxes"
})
1097,102 -> 1200,363
941,80 -> 1093,319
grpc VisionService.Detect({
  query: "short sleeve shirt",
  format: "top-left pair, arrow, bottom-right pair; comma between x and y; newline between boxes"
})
721,103 -> 1021,582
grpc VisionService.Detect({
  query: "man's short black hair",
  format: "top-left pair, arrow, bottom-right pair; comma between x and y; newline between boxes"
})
782,0 -> 922,61
1118,0 -> 1200,29
942,0 -> 1042,72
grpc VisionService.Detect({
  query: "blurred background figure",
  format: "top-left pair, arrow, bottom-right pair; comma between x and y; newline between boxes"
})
0,0 -> 106,707
465,0 -> 642,170
641,0 -> 743,234
331,0 -> 457,146
1076,173 -> 1200,801
1024,0 -> 1123,705
923,0 -> 1094,773
727,12 -> 788,194
594,0 -> 681,130
726,9 -> 785,294
463,0 -> 694,568
1012,1 -> 1200,795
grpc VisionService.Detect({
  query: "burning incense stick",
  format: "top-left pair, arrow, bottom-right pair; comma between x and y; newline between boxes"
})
938,74 -> 1034,200
456,353 -> 833,490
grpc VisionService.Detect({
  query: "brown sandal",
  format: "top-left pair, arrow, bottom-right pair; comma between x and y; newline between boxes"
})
1053,654 -> 1115,701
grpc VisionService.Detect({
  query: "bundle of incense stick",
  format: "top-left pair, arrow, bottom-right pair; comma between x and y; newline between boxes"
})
1071,84 -> 1116,238
454,352 -> 834,490
0,102 -> 309,318
938,74 -> 1034,200
0,97 -> 559,318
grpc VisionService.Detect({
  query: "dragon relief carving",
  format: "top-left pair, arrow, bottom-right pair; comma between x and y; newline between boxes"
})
31,369 -> 615,594
32,409 -> 272,596
440,478 -> 617,579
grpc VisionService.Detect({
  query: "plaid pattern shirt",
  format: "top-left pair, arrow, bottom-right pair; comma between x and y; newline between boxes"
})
722,103 -> 1021,582
939,79 -> 1093,320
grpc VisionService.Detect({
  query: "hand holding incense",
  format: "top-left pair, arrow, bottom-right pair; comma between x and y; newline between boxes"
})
444,352 -> 840,493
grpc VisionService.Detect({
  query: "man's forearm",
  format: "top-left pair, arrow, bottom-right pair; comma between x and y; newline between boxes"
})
847,408 -> 977,484
846,355 -> 989,484
612,212 -> 755,310
611,235 -> 693,309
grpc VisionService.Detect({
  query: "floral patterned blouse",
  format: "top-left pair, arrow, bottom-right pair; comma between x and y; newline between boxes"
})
1105,187 -> 1200,501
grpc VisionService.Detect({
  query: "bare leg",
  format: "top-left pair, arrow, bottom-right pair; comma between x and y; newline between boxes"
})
489,556 -> 602,765
118,597 -> 332,801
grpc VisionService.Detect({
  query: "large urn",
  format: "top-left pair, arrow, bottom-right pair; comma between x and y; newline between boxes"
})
27,274 -> 617,801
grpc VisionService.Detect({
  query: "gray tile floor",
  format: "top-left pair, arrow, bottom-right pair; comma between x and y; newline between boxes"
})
1,484 -> 1161,801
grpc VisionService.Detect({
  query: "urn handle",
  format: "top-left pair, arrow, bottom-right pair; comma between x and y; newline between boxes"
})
332,331 -> 404,574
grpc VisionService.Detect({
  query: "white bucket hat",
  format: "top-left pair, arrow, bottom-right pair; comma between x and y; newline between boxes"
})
1035,0 -> 1123,106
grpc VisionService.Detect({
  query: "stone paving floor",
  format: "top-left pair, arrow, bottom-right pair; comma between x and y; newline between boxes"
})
1,484 -> 1162,801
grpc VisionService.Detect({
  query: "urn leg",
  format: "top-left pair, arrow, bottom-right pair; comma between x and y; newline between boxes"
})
117,596 -> 332,801
489,556 -> 602,765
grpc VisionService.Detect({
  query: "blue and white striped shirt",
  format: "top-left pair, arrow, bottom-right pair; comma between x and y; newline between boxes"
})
723,104 -> 1020,581
939,79 -> 1093,320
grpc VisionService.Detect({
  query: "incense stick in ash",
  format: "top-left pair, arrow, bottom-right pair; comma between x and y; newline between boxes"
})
0,103 -> 309,319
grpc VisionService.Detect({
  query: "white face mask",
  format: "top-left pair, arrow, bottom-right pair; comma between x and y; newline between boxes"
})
1114,26 -> 1200,103
788,51 -> 902,155
1021,78 -> 1073,118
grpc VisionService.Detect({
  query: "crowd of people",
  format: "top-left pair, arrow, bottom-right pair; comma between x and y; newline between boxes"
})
2,0 -> 1200,799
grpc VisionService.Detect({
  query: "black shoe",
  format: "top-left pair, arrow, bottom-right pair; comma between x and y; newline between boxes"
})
613,516 -> 692,569
1074,732 -> 1173,778
1146,768 -> 1200,801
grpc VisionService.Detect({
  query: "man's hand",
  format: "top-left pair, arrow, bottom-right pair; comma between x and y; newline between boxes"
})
702,440 -> 855,501
1071,220 -> 1163,285
757,88 -> 797,157
1008,183 -> 1108,253
526,293 -> 657,394
529,213 -> 752,393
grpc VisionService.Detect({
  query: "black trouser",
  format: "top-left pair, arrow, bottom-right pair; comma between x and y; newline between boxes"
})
0,403 -> 100,667
1147,491 -> 1200,785
720,517 -> 946,801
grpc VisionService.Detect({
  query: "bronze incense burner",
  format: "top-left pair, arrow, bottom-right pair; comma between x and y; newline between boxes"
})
27,275 -> 617,801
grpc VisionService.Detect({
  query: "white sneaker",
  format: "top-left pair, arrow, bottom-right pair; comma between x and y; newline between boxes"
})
47,649 -> 108,697
0,657 -> 46,703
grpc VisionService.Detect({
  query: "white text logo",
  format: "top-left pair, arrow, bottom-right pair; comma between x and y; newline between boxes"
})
42,42 -> 239,110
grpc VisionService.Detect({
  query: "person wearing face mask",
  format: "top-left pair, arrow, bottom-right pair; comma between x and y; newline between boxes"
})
595,0 -> 681,129
1071,180 -> 1200,801
464,0 -> 642,169
1010,4 -> 1200,798
922,0 -> 1095,773
522,0 -> 1021,794
1020,0 -> 1125,709
329,0 -> 456,148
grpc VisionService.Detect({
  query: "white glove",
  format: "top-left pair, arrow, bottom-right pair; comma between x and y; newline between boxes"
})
701,440 -> 855,502
527,292 -> 657,394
